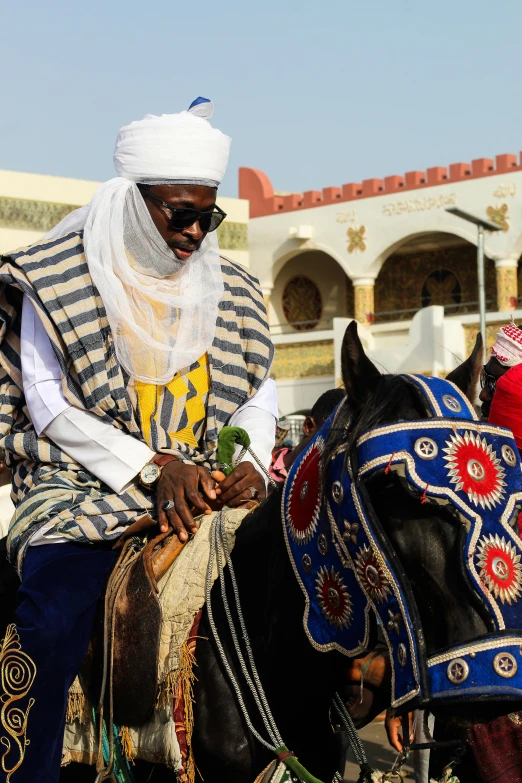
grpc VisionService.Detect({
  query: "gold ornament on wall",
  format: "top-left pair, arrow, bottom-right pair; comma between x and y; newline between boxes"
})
486,203 -> 509,232
422,270 -> 461,308
347,226 -> 366,254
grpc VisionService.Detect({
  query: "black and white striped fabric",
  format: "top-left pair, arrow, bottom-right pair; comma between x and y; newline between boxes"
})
0,232 -> 273,569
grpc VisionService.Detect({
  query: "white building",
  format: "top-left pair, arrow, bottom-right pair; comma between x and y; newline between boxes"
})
241,154 -> 522,414
4,160 -> 522,421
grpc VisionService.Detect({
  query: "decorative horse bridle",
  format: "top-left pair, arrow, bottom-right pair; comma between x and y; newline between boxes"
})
282,374 -> 522,714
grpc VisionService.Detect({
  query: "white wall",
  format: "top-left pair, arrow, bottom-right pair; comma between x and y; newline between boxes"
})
275,376 -> 336,416
333,307 -> 467,383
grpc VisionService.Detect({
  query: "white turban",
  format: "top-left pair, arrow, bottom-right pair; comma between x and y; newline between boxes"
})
114,101 -> 231,184
44,98 -> 230,384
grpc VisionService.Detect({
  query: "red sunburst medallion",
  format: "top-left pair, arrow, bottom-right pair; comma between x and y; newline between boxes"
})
355,545 -> 391,604
477,534 -> 522,604
442,431 -> 506,509
315,565 -> 353,628
286,439 -> 323,544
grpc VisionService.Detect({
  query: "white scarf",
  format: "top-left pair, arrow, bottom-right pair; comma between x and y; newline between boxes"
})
44,100 -> 231,384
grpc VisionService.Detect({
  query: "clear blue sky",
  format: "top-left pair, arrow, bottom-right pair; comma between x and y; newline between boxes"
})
3,0 -> 522,198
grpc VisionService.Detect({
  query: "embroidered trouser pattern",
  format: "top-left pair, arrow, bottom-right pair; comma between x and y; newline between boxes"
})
0,543 -> 118,783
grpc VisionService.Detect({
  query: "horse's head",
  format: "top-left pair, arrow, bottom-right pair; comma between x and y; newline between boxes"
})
340,321 -> 488,656
283,322 -> 522,718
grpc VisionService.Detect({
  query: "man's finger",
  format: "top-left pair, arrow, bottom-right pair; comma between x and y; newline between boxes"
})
220,472 -> 265,505
167,508 -> 188,542
186,486 -> 208,515
385,710 -> 403,753
174,488 -> 200,537
218,476 -> 254,505
215,463 -> 249,495
198,469 -> 217,501
157,506 -> 170,534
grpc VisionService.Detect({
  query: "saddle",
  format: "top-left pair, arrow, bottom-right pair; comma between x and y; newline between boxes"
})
80,515 -> 186,730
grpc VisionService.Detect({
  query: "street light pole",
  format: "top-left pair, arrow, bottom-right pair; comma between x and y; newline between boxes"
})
477,223 -> 486,353
445,207 -> 502,360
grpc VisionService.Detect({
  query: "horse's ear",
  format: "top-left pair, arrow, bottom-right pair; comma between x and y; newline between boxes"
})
341,320 -> 381,407
446,333 -> 483,401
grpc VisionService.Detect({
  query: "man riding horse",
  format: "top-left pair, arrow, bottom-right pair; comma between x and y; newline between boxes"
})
0,98 -> 277,783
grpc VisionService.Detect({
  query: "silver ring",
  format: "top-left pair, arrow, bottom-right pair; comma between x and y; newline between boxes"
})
248,486 -> 259,499
162,499 -> 176,511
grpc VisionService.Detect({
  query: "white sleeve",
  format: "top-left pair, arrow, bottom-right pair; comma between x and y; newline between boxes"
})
234,378 -> 279,419
228,379 -> 278,482
21,295 -> 155,493
21,295 -> 70,435
44,408 -> 155,494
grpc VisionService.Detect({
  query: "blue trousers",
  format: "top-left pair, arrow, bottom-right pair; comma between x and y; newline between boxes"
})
0,543 -> 118,783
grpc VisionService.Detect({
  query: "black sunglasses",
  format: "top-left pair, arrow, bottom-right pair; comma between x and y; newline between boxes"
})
480,366 -> 498,395
142,190 -> 227,233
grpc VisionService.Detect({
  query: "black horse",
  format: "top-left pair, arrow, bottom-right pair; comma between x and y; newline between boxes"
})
2,321 -> 514,782
189,322 -> 516,783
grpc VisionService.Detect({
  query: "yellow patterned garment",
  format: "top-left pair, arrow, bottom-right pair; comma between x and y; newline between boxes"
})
134,354 -> 210,450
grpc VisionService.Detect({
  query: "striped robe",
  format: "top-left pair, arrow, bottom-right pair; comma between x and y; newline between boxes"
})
0,232 -> 273,569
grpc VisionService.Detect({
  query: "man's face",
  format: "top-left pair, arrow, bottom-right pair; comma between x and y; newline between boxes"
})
479,356 -> 508,419
142,183 -> 217,263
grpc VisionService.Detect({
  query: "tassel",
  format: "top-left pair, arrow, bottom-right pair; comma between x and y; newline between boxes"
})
384,452 -> 397,475
66,689 -> 89,724
119,726 -> 136,763
421,483 -> 430,504
156,669 -> 177,710
175,640 -> 198,783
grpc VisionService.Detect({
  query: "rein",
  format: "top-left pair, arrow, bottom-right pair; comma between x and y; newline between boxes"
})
213,428 -> 349,782
205,507 -> 345,783
210,428 -> 380,782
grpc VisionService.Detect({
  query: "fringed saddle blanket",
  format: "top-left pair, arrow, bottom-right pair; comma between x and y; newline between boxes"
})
61,507 -> 250,781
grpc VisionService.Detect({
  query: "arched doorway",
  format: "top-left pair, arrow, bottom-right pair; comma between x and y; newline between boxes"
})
270,250 -> 354,332
270,250 -> 350,417
374,232 -> 497,323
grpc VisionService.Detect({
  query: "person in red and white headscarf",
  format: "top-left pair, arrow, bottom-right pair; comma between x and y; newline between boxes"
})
488,364 -> 522,453
479,320 -> 522,431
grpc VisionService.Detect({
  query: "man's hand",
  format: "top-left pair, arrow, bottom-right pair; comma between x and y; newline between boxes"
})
156,462 -> 216,541
385,709 -> 413,753
212,462 -> 266,508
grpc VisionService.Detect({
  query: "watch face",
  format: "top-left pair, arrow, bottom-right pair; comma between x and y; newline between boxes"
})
141,463 -> 161,485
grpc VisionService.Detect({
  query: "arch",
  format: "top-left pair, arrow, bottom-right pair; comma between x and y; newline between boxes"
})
270,249 -> 354,331
268,240 -> 355,292
366,226 -> 480,279
374,233 -> 497,323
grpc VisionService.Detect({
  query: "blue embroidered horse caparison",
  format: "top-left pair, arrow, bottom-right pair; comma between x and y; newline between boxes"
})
283,375 -> 522,709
